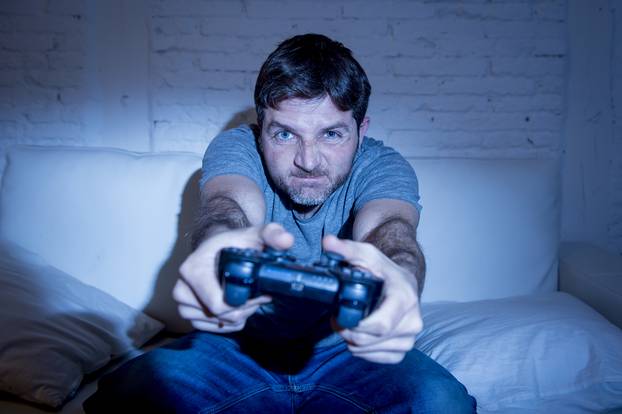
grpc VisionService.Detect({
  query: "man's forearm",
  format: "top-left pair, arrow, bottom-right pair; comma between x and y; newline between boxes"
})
363,217 -> 426,297
191,195 -> 251,250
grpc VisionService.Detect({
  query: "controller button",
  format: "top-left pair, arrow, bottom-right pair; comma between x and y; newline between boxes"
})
265,247 -> 287,257
290,282 -> 304,292
351,270 -> 365,278
321,251 -> 345,268
224,284 -> 251,307
342,283 -> 369,301
336,306 -> 364,329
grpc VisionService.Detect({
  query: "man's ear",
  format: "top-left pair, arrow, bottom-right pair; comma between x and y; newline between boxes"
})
358,116 -> 370,145
251,123 -> 263,152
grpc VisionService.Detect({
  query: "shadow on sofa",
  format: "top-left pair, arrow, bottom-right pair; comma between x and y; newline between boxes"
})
143,107 -> 258,333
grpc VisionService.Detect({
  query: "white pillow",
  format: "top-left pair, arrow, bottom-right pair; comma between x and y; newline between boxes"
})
416,292 -> 622,413
0,240 -> 164,408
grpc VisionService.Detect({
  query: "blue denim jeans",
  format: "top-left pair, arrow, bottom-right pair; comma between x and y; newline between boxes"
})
84,331 -> 476,413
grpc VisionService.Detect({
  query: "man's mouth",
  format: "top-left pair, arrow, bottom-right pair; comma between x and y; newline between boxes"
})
293,174 -> 322,179
291,168 -> 328,179
291,174 -> 327,183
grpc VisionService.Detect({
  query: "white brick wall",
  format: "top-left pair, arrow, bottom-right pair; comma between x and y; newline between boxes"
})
562,0 -> 621,256
0,0 -> 619,254
0,0 -> 86,152
0,0 -> 568,155
612,3 -> 622,254
149,0 -> 566,157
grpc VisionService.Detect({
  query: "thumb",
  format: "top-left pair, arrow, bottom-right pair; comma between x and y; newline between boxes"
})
260,222 -> 294,250
322,234 -> 369,269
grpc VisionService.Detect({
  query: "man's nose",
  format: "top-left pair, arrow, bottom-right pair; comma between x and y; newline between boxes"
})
294,140 -> 321,172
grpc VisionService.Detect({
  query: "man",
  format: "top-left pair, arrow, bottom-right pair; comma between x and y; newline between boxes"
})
85,34 -> 476,413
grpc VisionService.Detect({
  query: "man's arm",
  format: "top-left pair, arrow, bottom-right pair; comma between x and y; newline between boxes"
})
191,174 -> 266,249
353,198 -> 425,296
175,174 -> 291,333
323,198 -> 425,364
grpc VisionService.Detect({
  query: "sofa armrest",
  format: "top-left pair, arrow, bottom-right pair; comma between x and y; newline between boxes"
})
559,242 -> 622,329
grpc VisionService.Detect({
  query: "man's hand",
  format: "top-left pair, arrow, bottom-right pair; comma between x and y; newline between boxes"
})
174,223 -> 293,333
323,234 -> 423,364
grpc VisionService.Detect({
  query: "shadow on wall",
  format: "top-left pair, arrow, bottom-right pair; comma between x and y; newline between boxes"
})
143,107 -> 258,334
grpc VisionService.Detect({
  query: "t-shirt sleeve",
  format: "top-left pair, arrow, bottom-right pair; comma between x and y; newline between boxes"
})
352,140 -> 423,214
199,125 -> 266,190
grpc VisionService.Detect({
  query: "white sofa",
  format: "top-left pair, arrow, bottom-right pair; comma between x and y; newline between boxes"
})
0,144 -> 621,413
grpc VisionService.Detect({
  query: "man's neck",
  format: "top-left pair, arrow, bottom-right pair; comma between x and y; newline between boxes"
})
291,203 -> 322,220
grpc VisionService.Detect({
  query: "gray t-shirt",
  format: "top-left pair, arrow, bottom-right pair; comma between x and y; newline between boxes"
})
201,124 -> 422,343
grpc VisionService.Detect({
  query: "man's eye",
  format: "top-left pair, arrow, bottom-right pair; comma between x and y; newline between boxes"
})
324,130 -> 342,139
275,130 -> 294,141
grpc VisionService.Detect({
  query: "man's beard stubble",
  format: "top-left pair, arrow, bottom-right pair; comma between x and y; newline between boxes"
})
278,168 -> 349,208
256,132 -> 357,210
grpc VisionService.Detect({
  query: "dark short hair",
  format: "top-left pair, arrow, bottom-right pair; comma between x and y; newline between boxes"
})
254,33 -> 371,129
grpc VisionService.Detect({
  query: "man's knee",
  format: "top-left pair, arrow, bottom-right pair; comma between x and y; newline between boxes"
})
85,334 -> 232,413
383,350 -> 476,413
411,373 -> 476,413
84,349 -> 185,412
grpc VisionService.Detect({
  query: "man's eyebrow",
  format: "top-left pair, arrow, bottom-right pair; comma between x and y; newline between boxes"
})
266,120 -> 297,132
321,122 -> 351,132
265,120 -> 352,133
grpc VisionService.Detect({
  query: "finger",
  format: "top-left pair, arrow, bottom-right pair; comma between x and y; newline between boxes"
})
261,222 -> 294,250
179,254 -> 233,316
340,328 -> 383,347
353,294 -> 406,336
332,317 -> 382,347
178,304 -> 213,320
339,320 -> 418,348
178,304 -> 252,332
178,279 -> 270,314
177,226 -> 272,320
216,296 -> 271,322
173,277 -> 227,317
337,303 -> 422,350
356,281 -> 421,335
177,302 -> 262,324
194,282 -> 233,316
189,319 -> 247,333
173,278 -> 202,308
238,294 -> 273,308
218,305 -> 261,323
179,308 -> 238,328
322,235 -> 384,276
339,328 -> 385,347
347,335 -> 416,355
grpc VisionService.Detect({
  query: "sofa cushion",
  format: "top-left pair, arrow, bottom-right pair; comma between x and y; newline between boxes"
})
0,146 -> 560,319
0,239 -> 163,408
0,146 -> 201,331
413,157 -> 560,302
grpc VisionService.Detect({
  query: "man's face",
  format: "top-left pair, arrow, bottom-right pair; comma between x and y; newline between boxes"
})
259,96 -> 369,212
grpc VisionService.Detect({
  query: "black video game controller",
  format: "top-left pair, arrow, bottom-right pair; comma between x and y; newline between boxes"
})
218,247 -> 384,328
